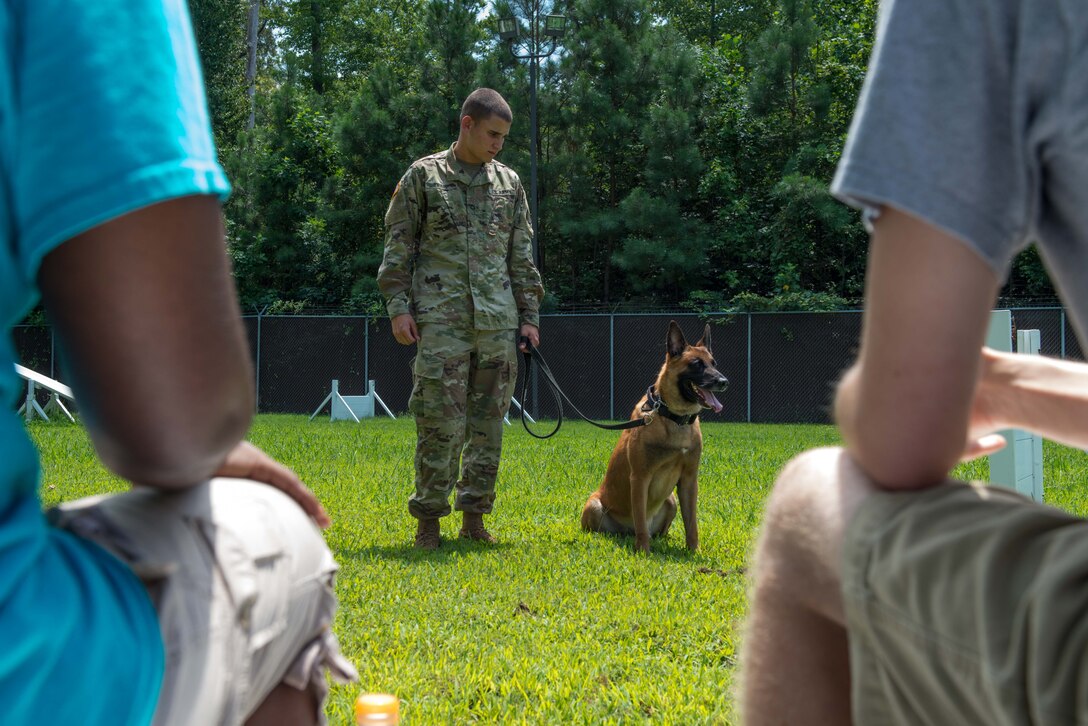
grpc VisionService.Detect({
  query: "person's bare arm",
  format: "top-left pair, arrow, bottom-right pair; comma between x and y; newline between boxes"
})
834,207 -> 1000,490
969,347 -> 1088,452
37,195 -> 254,489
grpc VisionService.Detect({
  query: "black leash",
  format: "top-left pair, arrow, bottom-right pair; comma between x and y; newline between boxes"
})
517,338 -> 656,439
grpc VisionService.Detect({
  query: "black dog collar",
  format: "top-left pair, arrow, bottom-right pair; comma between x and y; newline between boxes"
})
642,386 -> 699,426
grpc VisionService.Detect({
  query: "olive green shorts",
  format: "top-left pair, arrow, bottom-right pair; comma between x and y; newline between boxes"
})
843,481 -> 1088,725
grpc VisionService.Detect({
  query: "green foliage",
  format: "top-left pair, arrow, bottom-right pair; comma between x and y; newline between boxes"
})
1004,245 -> 1058,301
747,0 -> 821,124
328,0 -> 486,312
225,86 -> 352,308
189,0 -> 249,149
612,37 -> 714,302
19,308 -> 49,327
547,0 -> 711,307
187,0 -> 1055,312
680,0 -> 874,304
685,263 -> 851,313
727,288 -> 850,312
264,299 -> 309,315
652,0 -> 773,45
768,172 -> 865,298
260,0 -> 346,95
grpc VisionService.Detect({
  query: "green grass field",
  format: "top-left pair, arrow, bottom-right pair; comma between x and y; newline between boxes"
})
28,415 -> 1088,724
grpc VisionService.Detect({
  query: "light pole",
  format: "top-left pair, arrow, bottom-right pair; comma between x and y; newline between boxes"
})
497,7 -> 567,272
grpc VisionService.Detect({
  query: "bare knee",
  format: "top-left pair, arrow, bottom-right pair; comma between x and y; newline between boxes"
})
763,447 -> 852,530
751,447 -> 872,623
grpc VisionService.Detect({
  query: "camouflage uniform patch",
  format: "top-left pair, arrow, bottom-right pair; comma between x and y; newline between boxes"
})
407,325 -> 518,519
377,144 -> 543,521
377,143 -> 543,329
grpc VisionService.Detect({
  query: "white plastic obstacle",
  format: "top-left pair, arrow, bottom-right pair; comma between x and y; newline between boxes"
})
986,311 -> 1043,501
15,363 -> 76,423
310,379 -> 395,422
505,397 -> 535,426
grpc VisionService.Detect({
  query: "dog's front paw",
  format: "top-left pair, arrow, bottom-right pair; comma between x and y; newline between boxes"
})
685,537 -> 699,551
634,535 -> 651,554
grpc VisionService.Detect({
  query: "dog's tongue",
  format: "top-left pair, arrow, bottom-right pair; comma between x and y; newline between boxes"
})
699,387 -> 724,413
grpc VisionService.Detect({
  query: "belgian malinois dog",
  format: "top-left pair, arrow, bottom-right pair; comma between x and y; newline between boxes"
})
581,321 -> 728,553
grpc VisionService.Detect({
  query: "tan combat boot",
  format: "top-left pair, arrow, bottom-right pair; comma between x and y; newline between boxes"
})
459,512 -> 496,544
414,518 -> 440,550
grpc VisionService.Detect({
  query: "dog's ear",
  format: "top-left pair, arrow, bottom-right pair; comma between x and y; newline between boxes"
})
696,324 -> 712,353
667,320 -> 687,358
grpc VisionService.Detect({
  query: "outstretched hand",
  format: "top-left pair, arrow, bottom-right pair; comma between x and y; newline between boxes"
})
215,441 -> 331,528
960,347 -> 1008,462
960,433 -> 1007,462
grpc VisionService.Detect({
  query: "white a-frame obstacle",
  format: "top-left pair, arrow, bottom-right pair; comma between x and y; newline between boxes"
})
15,364 -> 76,423
986,311 -> 1044,501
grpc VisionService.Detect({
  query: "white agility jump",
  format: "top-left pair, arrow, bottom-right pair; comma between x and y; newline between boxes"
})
15,364 -> 76,423
986,311 -> 1043,501
505,397 -> 535,426
310,379 -> 395,422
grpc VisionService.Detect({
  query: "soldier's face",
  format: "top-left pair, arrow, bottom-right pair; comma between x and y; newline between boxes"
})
458,114 -> 511,164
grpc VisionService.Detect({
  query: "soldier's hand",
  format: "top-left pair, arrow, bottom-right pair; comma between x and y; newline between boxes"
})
392,314 -> 419,345
519,323 -> 539,352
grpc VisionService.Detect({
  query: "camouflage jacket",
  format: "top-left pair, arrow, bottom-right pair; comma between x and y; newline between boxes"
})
377,143 -> 544,330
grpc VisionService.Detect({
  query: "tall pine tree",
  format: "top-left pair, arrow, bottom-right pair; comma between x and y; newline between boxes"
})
547,0 -> 706,307
613,30 -> 710,302
333,0 -> 485,309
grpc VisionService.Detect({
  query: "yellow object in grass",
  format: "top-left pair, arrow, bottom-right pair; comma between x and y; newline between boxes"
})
355,693 -> 399,725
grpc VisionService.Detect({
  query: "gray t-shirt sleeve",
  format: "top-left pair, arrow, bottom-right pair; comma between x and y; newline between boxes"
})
830,0 -> 1031,283
835,0 -> 1088,349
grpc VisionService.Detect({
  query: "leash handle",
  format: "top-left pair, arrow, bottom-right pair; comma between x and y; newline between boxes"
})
519,339 -> 562,439
518,339 -> 649,439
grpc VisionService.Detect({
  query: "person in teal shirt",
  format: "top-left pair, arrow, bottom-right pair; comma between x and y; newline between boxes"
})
0,1 -> 356,723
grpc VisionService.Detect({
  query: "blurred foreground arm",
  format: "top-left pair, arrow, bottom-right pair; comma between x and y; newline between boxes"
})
837,208 -> 1088,488
834,207 -> 1000,490
38,196 -> 254,489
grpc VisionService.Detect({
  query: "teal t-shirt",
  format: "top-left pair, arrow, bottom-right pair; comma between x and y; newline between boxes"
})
0,1 -> 230,723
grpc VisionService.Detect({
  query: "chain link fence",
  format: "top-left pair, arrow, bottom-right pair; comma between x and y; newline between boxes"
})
13,308 -> 1082,424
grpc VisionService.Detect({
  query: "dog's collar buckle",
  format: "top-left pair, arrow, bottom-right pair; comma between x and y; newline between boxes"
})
643,385 -> 698,427
641,386 -> 662,425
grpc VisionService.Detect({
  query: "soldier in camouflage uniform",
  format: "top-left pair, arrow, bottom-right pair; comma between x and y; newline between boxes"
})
377,88 -> 544,550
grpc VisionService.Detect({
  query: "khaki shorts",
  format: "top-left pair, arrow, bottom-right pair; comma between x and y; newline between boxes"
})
842,481 -> 1088,725
49,479 -> 358,726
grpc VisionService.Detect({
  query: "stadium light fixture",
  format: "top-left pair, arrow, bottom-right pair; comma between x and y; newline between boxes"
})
498,17 -> 519,41
543,14 -> 567,38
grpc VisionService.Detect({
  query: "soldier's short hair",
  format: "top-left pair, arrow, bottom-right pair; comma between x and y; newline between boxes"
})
461,88 -> 513,123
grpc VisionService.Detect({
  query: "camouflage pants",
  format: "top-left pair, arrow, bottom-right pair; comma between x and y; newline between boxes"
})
407,325 -> 518,520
